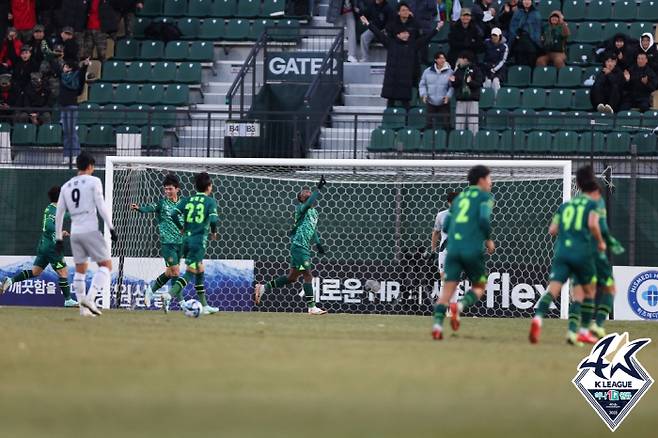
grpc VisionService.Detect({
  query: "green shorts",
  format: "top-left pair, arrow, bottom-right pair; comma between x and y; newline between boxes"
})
550,252 -> 596,286
444,248 -> 487,284
34,246 -> 67,271
290,245 -> 312,271
183,239 -> 206,269
595,251 -> 614,287
161,243 -> 182,267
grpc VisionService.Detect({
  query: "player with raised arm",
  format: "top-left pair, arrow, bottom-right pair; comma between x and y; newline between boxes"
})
168,172 -> 220,315
432,166 -> 494,340
529,166 -> 606,346
55,152 -> 118,317
254,176 -> 328,315
1,186 -> 77,307
130,174 -> 183,312
429,191 -> 460,298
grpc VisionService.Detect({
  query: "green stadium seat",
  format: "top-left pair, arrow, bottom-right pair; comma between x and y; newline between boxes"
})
536,0 -> 560,18
188,0 -> 214,17
641,110 -> 658,128
552,131 -> 579,154
225,19 -> 249,40
12,123 -> 37,145
236,0 -> 261,17
89,83 -> 113,104
115,126 -> 141,136
163,0 -> 187,17
526,131 -> 552,154
140,84 -> 165,105
0,122 -> 9,132
270,19 -> 301,42
200,18 -> 225,39
126,61 -> 151,82
102,61 -> 126,82
368,128 -> 396,152
176,62 -> 202,83
140,40 -> 165,60
562,111 -> 591,132
606,132 -> 631,155
36,124 -> 62,146
495,87 -> 521,109
567,44 -> 595,65
152,105 -> 177,127
188,41 -> 214,61
535,110 -> 564,131
629,22 -> 654,37
114,84 -> 139,104
178,18 -> 201,39
484,109 -> 509,131
557,66 -> 581,88
583,66 -> 600,81
634,133 -> 657,155
499,130 -> 525,152
250,19 -> 275,39
532,66 -> 557,87
479,87 -> 494,110
592,111 -> 614,132
507,65 -> 531,87
141,126 -> 165,149
165,41 -> 189,60
163,84 -> 189,105
78,103 -> 100,125
587,0 -> 611,21
212,0 -> 237,17
511,108 -> 536,131
617,110 -> 643,132
448,130 -> 473,152
419,129 -> 447,152
75,125 -> 88,144
398,128 -> 422,152
575,22 -> 604,44
573,89 -> 592,110
114,39 -> 140,60
603,22 -> 628,41
430,21 -> 449,42
474,130 -> 499,152
407,107 -> 425,130
426,43 -> 443,64
86,125 -> 115,147
578,132 -> 606,154
381,107 -> 406,129
562,1 -> 586,21
133,17 -> 150,38
152,62 -> 177,83
126,104 -> 150,125
521,88 -> 546,110
99,104 -> 126,125
546,89 -> 572,110
138,0 -> 163,16
637,1 -> 658,21
262,0 -> 286,17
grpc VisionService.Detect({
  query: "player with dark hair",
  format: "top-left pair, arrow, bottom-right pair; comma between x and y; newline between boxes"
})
168,172 -> 219,315
254,176 -> 328,315
130,174 -> 184,312
1,186 -> 77,307
529,165 -> 606,345
432,166 -> 495,340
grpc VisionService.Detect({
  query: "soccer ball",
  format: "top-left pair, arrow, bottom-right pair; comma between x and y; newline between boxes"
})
364,279 -> 381,293
184,299 -> 203,318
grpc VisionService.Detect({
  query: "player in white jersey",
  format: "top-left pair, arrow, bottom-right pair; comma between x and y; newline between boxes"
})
55,152 -> 117,317
430,192 -> 460,302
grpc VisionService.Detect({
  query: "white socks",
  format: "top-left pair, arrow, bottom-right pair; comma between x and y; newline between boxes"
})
74,272 -> 86,303
88,266 -> 110,305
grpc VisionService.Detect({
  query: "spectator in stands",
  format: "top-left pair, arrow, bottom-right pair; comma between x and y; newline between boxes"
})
8,44 -> 41,91
621,52 -> 658,112
11,0 -> 37,41
58,57 -> 89,161
508,0 -> 541,67
637,33 -> 658,74
497,0 -> 518,38
14,72 -> 52,124
419,50 -> 453,131
28,24 -> 48,66
358,0 -> 393,62
0,1 -> 10,43
536,10 -> 569,68
471,0 -> 497,36
55,0 -> 90,58
407,0 -> 437,36
385,2 -> 419,38
0,73 -> 17,121
361,14 -> 440,109
481,27 -> 508,95
51,26 -> 79,61
41,42 -> 64,99
450,50 -> 482,134
590,53 -> 623,114
36,0 -> 62,37
327,0 -> 358,62
596,33 -> 636,71
0,28 -> 22,75
447,8 -> 484,67
82,0 -> 120,61
111,1 -> 143,37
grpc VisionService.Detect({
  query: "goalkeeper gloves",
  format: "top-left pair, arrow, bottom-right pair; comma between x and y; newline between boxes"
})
316,243 -> 326,255
317,175 -> 326,191
110,228 -> 119,242
55,240 -> 64,255
423,249 -> 438,262
606,235 -> 625,255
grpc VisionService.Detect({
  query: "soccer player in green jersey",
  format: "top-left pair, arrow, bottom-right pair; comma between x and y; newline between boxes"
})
1,186 -> 77,307
254,175 -> 328,315
431,166 -> 495,340
168,172 -> 220,315
529,166 -> 606,346
130,174 -> 184,312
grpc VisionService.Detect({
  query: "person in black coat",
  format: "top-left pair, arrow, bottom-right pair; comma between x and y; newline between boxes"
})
590,53 -> 624,114
361,14 -> 441,109
447,8 -> 484,67
37,0 -> 63,37
450,50 -> 483,134
110,0 -> 144,37
50,27 -> 79,62
13,72 -> 53,124
621,51 -> 658,112
595,33 -> 637,72
8,44 -> 42,92
357,0 -> 393,62
0,1 -> 10,45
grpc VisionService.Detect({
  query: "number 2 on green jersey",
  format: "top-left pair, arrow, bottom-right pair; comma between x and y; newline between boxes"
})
455,198 -> 470,223
185,203 -> 205,224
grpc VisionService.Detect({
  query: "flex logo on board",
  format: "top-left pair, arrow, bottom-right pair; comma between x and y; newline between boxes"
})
572,333 -> 653,431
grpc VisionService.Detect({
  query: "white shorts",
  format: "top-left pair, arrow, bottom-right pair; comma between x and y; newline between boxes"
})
438,250 -> 447,274
70,230 -> 110,264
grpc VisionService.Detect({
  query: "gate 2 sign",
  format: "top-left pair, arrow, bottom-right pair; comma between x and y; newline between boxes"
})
266,52 -> 340,82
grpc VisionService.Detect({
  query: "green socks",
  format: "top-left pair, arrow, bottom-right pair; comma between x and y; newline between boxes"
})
265,276 -> 289,292
303,282 -> 314,308
568,301 -> 582,334
58,277 -> 71,300
581,298 -> 595,328
434,303 -> 447,326
595,293 -> 614,326
12,270 -> 34,282
195,272 -> 208,306
170,271 -> 195,302
535,293 -> 554,318
151,273 -> 170,293
460,290 -> 479,311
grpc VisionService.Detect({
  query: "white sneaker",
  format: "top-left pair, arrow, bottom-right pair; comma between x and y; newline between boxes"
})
347,55 -> 358,63
596,103 -> 606,113
161,292 -> 171,314
144,282 -> 153,307
603,104 -> 614,114
80,307 -> 96,317
80,297 -> 102,316
202,305 -> 219,315
308,306 -> 328,315
1,277 -> 12,294
254,283 -> 264,305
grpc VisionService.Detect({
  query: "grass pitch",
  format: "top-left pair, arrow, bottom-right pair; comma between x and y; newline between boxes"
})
0,308 -> 656,438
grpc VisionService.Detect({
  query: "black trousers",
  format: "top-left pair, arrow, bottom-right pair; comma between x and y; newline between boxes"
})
590,82 -> 622,112
426,102 -> 451,131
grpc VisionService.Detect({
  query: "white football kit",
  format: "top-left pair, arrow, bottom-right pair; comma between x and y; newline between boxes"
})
433,209 -> 450,273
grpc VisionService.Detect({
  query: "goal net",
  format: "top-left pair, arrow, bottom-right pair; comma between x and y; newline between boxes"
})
106,158 -> 572,318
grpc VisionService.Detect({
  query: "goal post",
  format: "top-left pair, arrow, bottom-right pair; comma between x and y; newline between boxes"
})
105,157 -> 572,318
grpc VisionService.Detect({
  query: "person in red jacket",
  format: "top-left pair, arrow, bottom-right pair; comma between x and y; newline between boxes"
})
11,0 -> 37,42
0,27 -> 22,74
